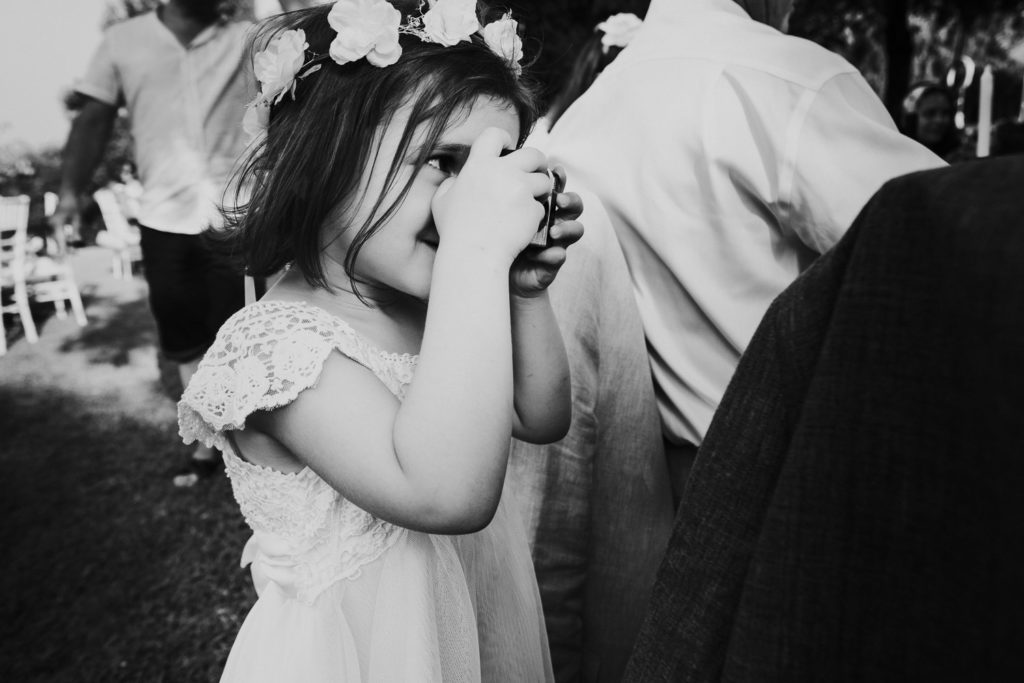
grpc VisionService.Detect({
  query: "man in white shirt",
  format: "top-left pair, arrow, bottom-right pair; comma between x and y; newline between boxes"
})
52,0 -> 255,485
545,0 -> 946,498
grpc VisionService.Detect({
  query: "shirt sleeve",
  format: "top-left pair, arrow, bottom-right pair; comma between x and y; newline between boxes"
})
74,36 -> 122,107
177,309 -> 335,449
782,72 -> 946,253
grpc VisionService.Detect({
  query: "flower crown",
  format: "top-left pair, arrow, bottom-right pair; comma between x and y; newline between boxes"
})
243,0 -> 524,140
595,12 -> 642,53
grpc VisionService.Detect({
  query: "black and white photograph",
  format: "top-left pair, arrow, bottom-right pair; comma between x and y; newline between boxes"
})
2,0 -> 1023,680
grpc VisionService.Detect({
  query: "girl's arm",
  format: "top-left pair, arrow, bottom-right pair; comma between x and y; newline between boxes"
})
508,186 -> 584,443
510,292 -> 570,443
246,129 -> 555,534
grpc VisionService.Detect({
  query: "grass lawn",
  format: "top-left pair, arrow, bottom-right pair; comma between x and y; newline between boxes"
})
1,247 -> 254,681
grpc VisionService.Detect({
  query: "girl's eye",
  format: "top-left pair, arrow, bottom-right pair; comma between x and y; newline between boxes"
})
425,155 -> 455,175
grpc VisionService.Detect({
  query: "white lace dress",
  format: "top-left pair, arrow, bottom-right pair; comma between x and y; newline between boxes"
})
178,301 -> 553,682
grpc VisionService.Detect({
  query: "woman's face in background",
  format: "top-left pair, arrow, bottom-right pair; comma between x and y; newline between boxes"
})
916,92 -> 954,147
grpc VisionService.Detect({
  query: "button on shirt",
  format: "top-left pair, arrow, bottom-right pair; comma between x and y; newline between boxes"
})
545,0 -> 945,446
75,13 -> 255,235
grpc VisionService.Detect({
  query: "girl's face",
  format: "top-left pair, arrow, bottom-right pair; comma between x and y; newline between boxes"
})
916,92 -> 954,146
326,95 -> 520,301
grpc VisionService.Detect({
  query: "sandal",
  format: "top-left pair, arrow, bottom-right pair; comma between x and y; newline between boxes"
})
172,450 -> 223,488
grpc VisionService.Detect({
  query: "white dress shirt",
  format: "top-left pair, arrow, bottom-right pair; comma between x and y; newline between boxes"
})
76,12 -> 254,235
545,0 -> 945,446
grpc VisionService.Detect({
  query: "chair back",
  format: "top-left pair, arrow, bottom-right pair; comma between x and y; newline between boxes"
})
93,188 -> 137,242
0,195 -> 31,280
43,192 -> 58,218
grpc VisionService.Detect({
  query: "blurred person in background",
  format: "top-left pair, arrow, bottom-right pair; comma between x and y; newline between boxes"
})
543,0 -> 946,505
51,0 -> 255,487
901,83 -> 968,161
528,12 -> 643,147
510,10 -> 675,683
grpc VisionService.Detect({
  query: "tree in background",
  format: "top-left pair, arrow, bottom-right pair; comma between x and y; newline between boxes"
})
789,0 -> 1024,123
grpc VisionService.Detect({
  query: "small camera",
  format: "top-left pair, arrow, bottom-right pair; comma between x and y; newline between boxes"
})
529,166 -> 567,249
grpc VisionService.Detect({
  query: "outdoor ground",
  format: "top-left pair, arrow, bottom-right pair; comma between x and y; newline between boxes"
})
1,248 -> 254,681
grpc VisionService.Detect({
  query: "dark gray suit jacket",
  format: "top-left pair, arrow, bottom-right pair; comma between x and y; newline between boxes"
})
625,156 -> 1024,682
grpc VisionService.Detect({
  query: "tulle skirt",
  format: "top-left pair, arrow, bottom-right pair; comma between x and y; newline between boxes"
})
220,493 -> 553,682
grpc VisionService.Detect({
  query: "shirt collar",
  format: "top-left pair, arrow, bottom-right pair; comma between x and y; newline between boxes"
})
645,0 -> 750,26
149,9 -> 229,51
189,17 -> 229,49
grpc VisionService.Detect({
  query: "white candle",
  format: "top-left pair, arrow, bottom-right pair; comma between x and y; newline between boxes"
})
977,65 -> 993,157
1019,70 -> 1024,123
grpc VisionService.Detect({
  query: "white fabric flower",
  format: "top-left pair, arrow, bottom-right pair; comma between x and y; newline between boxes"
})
254,29 -> 309,104
328,0 -> 403,68
422,0 -> 479,47
242,96 -> 272,142
596,12 -> 643,51
482,13 -> 523,75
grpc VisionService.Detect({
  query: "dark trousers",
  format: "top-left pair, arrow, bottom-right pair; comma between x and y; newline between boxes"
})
139,226 -> 244,363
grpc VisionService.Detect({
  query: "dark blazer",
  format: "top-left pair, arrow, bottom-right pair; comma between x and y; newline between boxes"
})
624,156 -> 1024,682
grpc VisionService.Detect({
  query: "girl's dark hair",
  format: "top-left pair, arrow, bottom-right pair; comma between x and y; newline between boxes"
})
218,1 -> 538,294
900,83 -> 960,158
544,31 -> 623,129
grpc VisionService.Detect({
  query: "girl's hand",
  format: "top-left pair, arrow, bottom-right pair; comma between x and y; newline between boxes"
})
510,175 -> 585,298
431,128 -> 554,263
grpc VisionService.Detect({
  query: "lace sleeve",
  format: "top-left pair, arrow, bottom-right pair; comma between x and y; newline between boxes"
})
177,304 -> 340,449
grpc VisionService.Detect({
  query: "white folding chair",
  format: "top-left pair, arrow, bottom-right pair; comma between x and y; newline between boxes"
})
1,195 -> 87,355
93,188 -> 142,280
1,195 -> 37,354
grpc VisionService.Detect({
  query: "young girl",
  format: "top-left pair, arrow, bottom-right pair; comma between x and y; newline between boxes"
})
177,1 -> 582,680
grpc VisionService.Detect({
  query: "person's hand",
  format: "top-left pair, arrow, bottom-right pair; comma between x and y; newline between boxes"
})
49,193 -> 81,250
431,128 -> 552,264
509,169 -> 584,298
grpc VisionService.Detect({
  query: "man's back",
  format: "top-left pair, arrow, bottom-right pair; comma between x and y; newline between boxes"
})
545,0 -> 943,448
